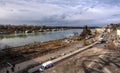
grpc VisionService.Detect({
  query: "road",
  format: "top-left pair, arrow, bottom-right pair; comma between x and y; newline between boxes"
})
28,40 -> 101,73
0,41 -> 83,73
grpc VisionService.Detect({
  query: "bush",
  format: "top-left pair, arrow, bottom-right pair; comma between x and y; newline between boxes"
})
80,25 -> 92,39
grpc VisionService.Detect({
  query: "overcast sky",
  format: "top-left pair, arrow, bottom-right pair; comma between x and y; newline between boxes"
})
0,0 -> 120,26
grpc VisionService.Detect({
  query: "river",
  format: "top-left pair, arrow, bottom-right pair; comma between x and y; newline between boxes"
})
0,29 -> 82,49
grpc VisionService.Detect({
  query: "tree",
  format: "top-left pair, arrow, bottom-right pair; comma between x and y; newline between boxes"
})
80,25 -> 92,39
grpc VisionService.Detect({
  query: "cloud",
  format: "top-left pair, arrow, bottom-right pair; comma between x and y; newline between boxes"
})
0,0 -> 120,26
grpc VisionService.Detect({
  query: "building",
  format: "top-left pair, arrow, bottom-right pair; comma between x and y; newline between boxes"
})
117,29 -> 120,37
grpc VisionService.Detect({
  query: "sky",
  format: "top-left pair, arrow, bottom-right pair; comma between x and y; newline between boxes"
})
0,0 -> 120,26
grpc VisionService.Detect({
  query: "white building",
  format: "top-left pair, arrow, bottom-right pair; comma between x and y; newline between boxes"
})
117,29 -> 120,37
107,29 -> 111,33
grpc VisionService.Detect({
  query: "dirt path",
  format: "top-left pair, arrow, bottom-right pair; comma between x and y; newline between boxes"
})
42,44 -> 109,73
0,41 -> 83,73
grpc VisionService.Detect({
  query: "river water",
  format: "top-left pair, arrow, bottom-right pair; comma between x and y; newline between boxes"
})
0,29 -> 83,49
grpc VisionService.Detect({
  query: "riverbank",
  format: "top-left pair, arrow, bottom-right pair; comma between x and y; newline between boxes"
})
0,25 -> 96,73
0,38 -> 84,73
0,29 -> 83,49
0,36 -> 80,68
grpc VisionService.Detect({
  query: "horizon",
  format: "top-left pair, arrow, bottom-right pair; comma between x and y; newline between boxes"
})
0,0 -> 120,26
0,23 -> 104,27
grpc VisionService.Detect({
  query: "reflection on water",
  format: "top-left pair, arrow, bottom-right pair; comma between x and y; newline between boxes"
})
0,32 -> 41,39
0,29 -> 82,49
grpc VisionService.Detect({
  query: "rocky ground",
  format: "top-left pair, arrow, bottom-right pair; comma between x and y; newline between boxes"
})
41,44 -> 109,73
40,44 -> 120,73
39,24 -> 120,73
